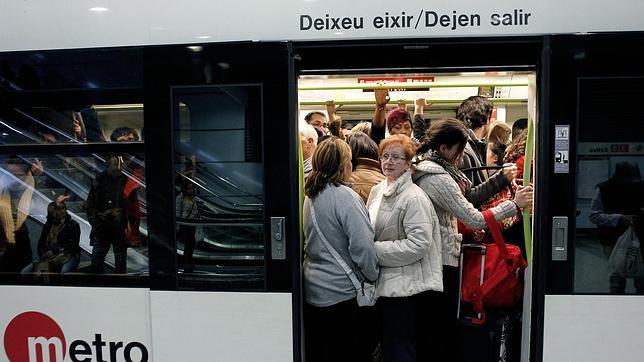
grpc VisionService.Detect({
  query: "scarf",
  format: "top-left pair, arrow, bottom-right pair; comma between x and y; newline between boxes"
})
421,150 -> 471,195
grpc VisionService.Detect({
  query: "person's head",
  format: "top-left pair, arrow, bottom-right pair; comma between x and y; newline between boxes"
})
379,134 -> 415,182
613,162 -> 641,184
350,121 -> 372,138
348,131 -> 379,170
487,121 -> 511,145
304,137 -> 352,198
486,141 -> 507,167
3,157 -> 30,191
423,118 -> 469,165
327,116 -> 345,141
110,127 -> 139,142
304,111 -> 328,137
386,108 -> 412,137
299,123 -> 319,161
512,118 -> 528,141
504,129 -> 527,164
47,201 -> 68,225
456,96 -> 493,131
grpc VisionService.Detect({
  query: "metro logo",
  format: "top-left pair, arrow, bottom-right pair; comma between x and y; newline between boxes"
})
4,311 -> 66,362
4,311 -> 148,362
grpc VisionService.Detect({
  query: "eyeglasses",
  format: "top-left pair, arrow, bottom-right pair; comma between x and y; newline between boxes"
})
380,154 -> 407,163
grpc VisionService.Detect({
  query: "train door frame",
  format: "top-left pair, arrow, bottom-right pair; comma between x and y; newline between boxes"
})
293,36 -> 544,362
537,32 -> 644,362
142,41 -> 302,361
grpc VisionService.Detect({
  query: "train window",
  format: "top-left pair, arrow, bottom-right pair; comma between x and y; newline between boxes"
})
172,85 -> 264,290
0,105 -> 143,145
0,150 -> 148,283
574,77 -> 644,294
0,48 -> 143,90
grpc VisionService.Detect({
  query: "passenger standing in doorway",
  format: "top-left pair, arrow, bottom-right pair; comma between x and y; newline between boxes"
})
304,111 -> 328,139
299,123 -> 318,180
367,135 -> 442,362
370,88 -> 425,145
303,137 -> 379,362
590,161 -> 644,293
347,131 -> 384,204
413,119 -> 533,360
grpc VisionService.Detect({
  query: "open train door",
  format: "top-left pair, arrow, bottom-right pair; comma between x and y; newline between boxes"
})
536,33 -> 644,361
143,42 -> 301,361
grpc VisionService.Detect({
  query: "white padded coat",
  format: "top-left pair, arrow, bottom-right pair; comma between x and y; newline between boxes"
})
367,171 -> 443,297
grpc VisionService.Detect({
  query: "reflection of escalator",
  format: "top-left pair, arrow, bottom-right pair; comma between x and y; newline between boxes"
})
0,112 -> 149,274
176,167 -> 265,279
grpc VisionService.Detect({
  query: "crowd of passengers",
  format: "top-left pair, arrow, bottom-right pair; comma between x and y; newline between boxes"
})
300,91 -> 533,362
0,121 -> 144,276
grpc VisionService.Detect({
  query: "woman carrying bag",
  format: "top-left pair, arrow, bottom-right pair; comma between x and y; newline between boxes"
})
303,137 -> 379,362
412,118 -> 533,359
367,135 -> 442,362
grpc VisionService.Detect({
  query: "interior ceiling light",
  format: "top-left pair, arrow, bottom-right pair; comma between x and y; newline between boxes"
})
195,35 -> 211,40
89,7 -> 110,12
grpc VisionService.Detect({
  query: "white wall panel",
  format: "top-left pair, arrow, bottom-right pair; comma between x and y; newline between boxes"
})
544,295 -> 644,362
150,291 -> 293,362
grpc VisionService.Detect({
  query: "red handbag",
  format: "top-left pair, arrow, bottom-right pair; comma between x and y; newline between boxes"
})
459,210 -> 527,323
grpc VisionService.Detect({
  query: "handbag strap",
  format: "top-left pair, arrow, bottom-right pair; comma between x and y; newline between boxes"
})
482,209 -> 510,260
308,198 -> 364,292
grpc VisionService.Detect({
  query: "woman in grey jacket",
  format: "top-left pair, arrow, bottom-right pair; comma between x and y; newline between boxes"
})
413,118 -> 533,360
303,137 -> 379,362
367,135 -> 442,362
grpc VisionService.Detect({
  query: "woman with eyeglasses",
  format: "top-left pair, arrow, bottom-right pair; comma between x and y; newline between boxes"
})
413,118 -> 533,360
366,134 -> 442,362
303,137 -> 379,362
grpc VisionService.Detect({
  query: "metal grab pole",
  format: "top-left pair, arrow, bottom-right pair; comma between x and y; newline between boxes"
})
298,82 -> 528,91
299,98 -> 527,106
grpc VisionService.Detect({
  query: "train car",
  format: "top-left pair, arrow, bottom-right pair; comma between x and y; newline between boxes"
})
0,1 -> 643,361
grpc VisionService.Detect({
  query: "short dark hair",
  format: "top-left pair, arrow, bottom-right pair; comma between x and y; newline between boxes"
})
110,127 -> 139,142
304,111 -> 326,123
456,96 -> 493,130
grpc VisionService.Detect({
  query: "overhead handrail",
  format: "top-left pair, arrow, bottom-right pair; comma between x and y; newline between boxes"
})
299,98 -> 526,106
298,82 -> 528,91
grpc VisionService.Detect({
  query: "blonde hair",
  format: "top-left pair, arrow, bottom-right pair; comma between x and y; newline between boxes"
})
487,121 -> 511,145
304,137 -> 352,197
350,122 -> 372,138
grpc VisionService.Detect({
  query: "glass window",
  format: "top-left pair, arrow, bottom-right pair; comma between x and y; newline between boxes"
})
0,150 -> 147,282
574,77 -> 644,294
0,105 -> 143,145
173,85 -> 264,290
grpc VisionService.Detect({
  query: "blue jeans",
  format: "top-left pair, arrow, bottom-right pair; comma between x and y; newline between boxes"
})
21,256 -> 79,275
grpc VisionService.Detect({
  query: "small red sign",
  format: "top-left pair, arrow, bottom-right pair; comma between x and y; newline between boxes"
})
357,76 -> 435,84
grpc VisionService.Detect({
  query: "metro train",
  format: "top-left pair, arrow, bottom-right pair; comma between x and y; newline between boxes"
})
0,1 -> 643,361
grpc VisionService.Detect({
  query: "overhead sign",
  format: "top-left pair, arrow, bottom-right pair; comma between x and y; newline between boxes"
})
0,0 -> 643,51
